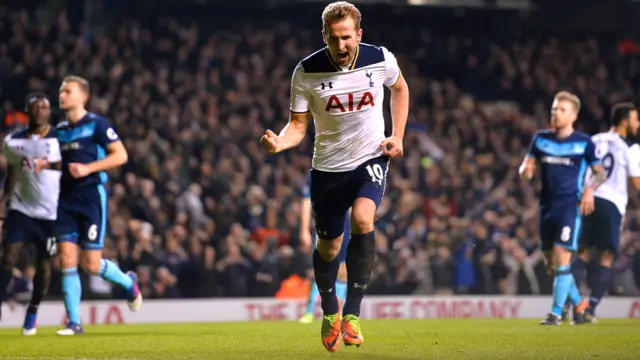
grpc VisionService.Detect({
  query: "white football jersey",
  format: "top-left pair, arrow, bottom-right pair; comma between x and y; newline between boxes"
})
290,43 -> 401,172
2,127 -> 62,220
586,130 -> 640,215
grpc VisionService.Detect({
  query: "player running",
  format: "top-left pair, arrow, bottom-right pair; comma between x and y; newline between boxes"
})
260,1 -> 409,352
0,93 -> 61,335
35,76 -> 142,335
562,103 -> 640,323
298,173 -> 349,324
519,91 -> 607,326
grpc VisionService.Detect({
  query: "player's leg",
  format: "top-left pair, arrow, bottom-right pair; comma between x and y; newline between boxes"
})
309,169 -> 350,352
79,187 -> 141,311
300,232 -> 320,324
57,238 -> 83,335
299,278 -> 319,324
342,157 -> 388,346
0,214 -> 25,323
586,250 -> 614,322
562,222 -> 594,321
22,243 -> 53,335
562,249 -> 591,321
585,200 -> 621,322
21,220 -> 56,335
335,212 -> 350,304
541,207 -> 587,325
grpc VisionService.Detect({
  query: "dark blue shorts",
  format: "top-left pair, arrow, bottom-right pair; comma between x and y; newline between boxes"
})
2,210 -> 57,257
310,156 -> 389,240
539,199 -> 582,252
580,197 -> 622,253
313,209 -> 351,263
56,185 -> 108,250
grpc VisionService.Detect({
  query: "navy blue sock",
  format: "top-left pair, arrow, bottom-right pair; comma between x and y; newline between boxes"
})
0,267 -> 12,303
571,257 -> 587,287
313,249 -> 340,315
589,265 -> 612,314
344,231 -> 376,317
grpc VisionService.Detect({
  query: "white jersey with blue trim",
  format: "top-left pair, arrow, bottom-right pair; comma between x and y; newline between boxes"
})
290,43 -> 400,172
587,130 -> 640,215
2,127 -> 61,220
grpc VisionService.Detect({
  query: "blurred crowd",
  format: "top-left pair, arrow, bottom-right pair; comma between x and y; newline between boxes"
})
1,4 -> 640,302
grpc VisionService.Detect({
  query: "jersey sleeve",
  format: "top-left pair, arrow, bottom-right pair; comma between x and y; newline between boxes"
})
381,46 -> 401,87
627,143 -> 640,178
584,139 -> 601,166
93,117 -> 121,148
47,139 -> 62,163
526,132 -> 539,159
290,64 -> 310,114
2,136 -> 19,165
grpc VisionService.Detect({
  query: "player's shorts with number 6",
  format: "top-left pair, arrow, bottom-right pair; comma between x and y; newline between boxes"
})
309,156 -> 389,240
56,185 -> 108,250
539,198 -> 582,252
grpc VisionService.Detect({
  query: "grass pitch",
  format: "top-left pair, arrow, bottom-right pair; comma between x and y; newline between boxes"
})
0,319 -> 638,359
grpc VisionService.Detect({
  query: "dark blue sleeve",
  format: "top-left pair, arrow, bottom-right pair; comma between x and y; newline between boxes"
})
93,117 -> 120,148
526,132 -> 539,159
584,139 -> 600,166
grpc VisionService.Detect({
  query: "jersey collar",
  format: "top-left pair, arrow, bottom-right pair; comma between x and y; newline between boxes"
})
28,124 -> 51,139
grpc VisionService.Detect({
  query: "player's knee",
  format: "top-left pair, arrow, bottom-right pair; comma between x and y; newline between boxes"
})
337,263 -> 347,282
316,238 -> 342,261
552,245 -> 572,267
600,251 -> 614,267
57,242 -> 78,269
351,198 -> 377,233
1,243 -> 22,269
578,248 -> 591,262
350,212 -> 374,233
80,258 -> 101,275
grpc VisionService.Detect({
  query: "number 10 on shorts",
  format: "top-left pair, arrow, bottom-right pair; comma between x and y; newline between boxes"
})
366,164 -> 385,185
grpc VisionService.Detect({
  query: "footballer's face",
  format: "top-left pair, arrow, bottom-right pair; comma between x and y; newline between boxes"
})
627,109 -> 640,136
28,98 -> 51,127
323,17 -> 362,67
59,81 -> 87,111
550,99 -> 577,129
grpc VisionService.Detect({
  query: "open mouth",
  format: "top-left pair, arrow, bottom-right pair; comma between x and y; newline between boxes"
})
337,51 -> 350,62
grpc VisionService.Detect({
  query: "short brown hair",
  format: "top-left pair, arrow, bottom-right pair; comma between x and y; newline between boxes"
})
554,91 -> 581,112
322,1 -> 361,31
62,75 -> 90,96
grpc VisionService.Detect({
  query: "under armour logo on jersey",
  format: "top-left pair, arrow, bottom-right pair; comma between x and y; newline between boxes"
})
365,71 -> 374,87
321,82 -> 333,90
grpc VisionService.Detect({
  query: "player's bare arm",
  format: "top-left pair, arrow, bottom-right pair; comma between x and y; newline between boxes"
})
69,140 -> 128,179
580,163 -> 606,215
381,72 -> 409,158
631,177 -> 640,191
260,112 -> 309,154
519,156 -> 536,181
300,196 -> 312,247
